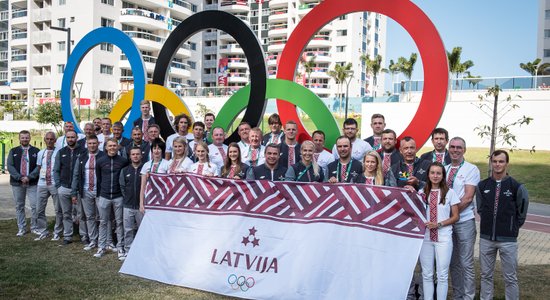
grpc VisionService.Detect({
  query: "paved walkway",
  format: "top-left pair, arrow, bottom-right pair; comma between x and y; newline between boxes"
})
0,174 -> 549,265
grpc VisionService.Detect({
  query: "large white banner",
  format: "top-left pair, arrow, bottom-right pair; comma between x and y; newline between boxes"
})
120,174 -> 428,299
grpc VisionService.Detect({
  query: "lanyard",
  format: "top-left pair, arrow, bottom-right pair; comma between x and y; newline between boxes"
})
448,160 -> 465,185
296,163 -> 312,181
150,160 -> 162,173
337,159 -> 353,182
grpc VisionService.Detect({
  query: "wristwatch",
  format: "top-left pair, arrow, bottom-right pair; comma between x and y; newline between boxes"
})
437,222 -> 443,228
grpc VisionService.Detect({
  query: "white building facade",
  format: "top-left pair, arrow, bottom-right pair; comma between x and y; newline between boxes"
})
538,0 -> 550,66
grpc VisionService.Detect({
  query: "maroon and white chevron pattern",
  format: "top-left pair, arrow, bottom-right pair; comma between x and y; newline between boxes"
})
145,174 -> 428,238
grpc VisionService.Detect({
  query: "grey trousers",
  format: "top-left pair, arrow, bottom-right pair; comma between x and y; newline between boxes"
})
37,185 -> 59,235
450,219 -> 477,300
81,190 -> 98,244
479,238 -> 519,300
76,194 -> 88,241
57,186 -> 75,241
97,196 -> 124,250
123,207 -> 143,253
11,185 -> 38,232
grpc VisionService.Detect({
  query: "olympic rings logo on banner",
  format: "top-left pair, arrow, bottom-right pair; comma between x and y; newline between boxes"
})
61,0 -> 448,146
227,274 -> 255,292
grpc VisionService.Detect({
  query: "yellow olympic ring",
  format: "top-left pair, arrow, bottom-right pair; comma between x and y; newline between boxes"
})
110,84 -> 194,133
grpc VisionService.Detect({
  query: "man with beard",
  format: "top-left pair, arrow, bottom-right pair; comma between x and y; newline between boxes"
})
420,128 -> 451,165
53,130 -> 84,244
125,127 -> 150,163
327,136 -> 364,183
385,136 -> 430,190
379,129 -> 402,177
331,118 -> 372,161
363,114 -> 386,150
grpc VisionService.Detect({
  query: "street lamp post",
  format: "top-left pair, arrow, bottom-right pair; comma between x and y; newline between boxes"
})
75,82 -> 83,120
50,26 -> 71,63
343,70 -> 354,120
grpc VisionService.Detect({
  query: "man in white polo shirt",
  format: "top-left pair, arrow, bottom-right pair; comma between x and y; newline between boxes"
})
445,136 -> 480,300
208,127 -> 228,170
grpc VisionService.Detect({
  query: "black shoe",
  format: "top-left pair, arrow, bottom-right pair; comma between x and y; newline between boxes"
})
62,239 -> 73,245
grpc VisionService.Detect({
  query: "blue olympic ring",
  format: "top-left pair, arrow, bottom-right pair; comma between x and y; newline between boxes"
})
61,27 -> 146,137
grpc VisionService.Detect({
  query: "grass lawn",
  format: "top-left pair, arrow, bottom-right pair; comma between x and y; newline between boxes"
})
1,219 -> 549,299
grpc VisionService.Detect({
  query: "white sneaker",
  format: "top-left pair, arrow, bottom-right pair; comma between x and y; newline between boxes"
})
118,254 -> 127,261
51,234 -> 60,241
117,249 -> 126,259
16,229 -> 26,237
93,248 -> 106,258
31,229 -> 41,235
83,243 -> 97,251
107,243 -> 118,253
34,232 -> 49,241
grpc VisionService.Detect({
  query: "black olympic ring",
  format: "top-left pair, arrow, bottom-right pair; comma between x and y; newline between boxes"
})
152,10 -> 267,143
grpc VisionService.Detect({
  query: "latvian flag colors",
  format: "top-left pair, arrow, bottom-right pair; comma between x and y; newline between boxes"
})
121,174 -> 428,299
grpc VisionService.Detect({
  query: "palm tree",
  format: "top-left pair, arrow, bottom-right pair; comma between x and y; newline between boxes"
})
519,58 -> 541,75
447,47 -> 474,90
396,53 -> 417,100
464,71 -> 482,90
299,54 -> 317,87
360,54 -> 386,97
387,59 -> 400,93
328,62 -> 353,115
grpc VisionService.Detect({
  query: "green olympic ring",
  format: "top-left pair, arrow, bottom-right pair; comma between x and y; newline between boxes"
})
214,79 -> 340,150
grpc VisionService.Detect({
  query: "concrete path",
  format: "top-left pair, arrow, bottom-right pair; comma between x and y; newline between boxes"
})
0,174 -> 549,265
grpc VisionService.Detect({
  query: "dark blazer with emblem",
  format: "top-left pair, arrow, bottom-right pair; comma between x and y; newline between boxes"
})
54,145 -> 85,189
385,157 -> 431,190
220,163 -> 250,179
326,159 -> 364,183
262,132 -> 285,146
246,164 -> 288,181
278,142 -> 301,169
71,151 -> 106,197
419,150 -> 451,165
7,145 -> 40,186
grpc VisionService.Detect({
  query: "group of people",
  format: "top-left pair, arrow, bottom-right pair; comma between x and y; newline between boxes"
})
7,101 -> 529,299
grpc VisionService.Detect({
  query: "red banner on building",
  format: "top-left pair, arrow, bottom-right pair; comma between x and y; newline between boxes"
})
218,58 -> 229,86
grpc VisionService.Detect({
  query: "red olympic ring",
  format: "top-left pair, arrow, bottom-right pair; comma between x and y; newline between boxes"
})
276,0 -> 449,147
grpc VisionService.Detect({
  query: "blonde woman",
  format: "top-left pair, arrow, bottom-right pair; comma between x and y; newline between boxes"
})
285,140 -> 324,182
188,141 -> 219,176
168,136 -> 193,173
361,150 -> 387,185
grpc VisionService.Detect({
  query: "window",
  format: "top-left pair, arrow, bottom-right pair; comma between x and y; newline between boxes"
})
336,46 -> 346,52
100,64 -> 113,75
336,30 -> 347,37
101,0 -> 114,5
57,64 -> 65,74
338,15 -> 347,20
101,17 -> 114,27
545,30 -> 550,39
545,49 -> 550,58
58,18 -> 66,28
58,41 -> 66,51
100,42 -> 113,52
188,61 -> 196,69
189,42 -> 197,50
59,0 -> 66,5
70,17 -> 75,22
100,91 -> 114,101
546,10 -> 550,19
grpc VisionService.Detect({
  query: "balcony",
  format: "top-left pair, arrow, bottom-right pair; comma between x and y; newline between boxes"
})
10,53 -> 27,68
219,0 -> 250,13
10,76 -> 28,90
120,54 -> 156,72
169,61 -> 191,78
297,3 -> 316,15
170,0 -> 194,19
227,72 -> 248,83
268,25 -> 288,37
124,31 -> 164,52
120,8 -> 168,31
219,43 -> 243,55
203,59 -> 216,68
176,43 -> 191,58
32,31 -> 51,44
11,32 -> 28,47
307,34 -> 331,47
32,75 -> 50,89
32,7 -> 51,22
203,31 -> 217,40
269,0 -> 288,9
304,50 -> 331,63
227,57 -> 248,69
32,53 -> 51,66
268,10 -> 288,22
11,9 -> 27,25
0,11 -> 8,21
203,45 -> 217,55
219,31 -> 236,42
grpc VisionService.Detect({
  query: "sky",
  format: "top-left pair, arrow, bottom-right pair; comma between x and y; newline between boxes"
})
384,0 -> 538,83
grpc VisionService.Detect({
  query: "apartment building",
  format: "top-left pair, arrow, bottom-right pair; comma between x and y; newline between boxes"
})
539,0 -> 550,67
201,0 -> 387,98
0,0 -> 201,106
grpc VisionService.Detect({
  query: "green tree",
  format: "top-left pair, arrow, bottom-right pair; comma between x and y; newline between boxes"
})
447,46 -> 474,91
299,55 -> 317,87
0,100 -> 25,120
328,62 -> 353,115
360,54 -> 386,97
35,102 -> 63,134
396,53 -> 418,100
387,59 -> 400,92
195,103 -> 213,120
464,71 -> 482,90
96,99 -> 113,117
519,58 -> 541,75
474,85 -> 534,175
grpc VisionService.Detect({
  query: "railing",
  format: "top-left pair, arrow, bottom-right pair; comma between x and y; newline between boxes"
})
12,32 -> 27,39
11,54 -> 27,61
392,75 -> 550,93
220,0 -> 248,6
12,9 -> 27,18
11,76 -> 27,83
173,0 -> 194,11
0,11 -> 9,21
121,8 -> 166,22
124,31 -> 165,43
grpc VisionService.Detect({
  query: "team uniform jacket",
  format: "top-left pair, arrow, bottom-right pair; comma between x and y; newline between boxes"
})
96,154 -> 129,199
7,145 -> 40,186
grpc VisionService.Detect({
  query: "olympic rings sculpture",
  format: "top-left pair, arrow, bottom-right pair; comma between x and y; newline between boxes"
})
60,0 -> 448,146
